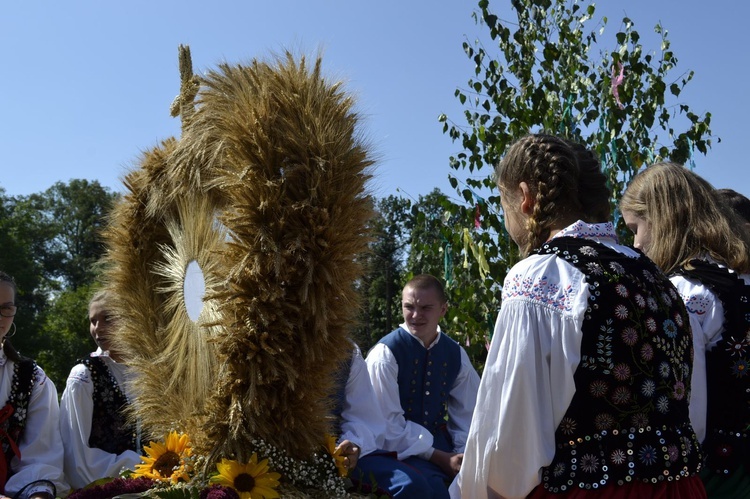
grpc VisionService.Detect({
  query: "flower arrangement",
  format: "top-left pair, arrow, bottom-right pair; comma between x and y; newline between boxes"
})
69,431 -> 350,499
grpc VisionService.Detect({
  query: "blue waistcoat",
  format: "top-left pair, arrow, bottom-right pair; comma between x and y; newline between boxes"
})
379,327 -> 461,452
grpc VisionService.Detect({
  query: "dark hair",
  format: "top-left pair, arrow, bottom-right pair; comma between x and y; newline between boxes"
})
0,271 -> 16,297
565,140 -> 611,223
497,134 -> 611,254
716,188 -> 750,224
404,274 -> 447,303
0,271 -> 22,363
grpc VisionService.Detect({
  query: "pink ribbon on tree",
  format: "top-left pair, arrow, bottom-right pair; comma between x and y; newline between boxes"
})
611,62 -> 625,109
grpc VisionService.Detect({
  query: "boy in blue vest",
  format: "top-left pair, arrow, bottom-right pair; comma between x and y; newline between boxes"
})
366,274 -> 480,498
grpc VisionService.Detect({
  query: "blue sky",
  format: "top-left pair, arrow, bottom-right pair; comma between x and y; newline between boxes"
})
2,1 -> 747,205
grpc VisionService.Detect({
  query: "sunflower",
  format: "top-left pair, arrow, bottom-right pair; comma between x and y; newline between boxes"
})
210,456 -> 281,499
324,434 -> 348,477
133,431 -> 192,483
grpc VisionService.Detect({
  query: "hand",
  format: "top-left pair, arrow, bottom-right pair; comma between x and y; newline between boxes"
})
429,449 -> 463,478
335,439 -> 361,471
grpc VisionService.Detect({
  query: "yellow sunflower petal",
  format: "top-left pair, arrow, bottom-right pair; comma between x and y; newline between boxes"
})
210,456 -> 281,499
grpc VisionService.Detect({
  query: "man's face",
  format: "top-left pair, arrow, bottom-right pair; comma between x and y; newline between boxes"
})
401,284 -> 447,344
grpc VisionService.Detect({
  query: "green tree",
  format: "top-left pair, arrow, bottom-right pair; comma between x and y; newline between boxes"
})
36,284 -> 97,389
430,0 -> 713,361
36,180 -> 118,290
355,195 -> 411,350
0,189 -> 54,356
0,181 -> 117,383
406,189 -> 451,278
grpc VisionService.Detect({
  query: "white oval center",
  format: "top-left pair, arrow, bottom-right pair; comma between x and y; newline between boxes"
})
183,260 -> 206,322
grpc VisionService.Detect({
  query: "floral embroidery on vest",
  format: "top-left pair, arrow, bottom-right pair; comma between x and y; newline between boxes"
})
535,237 -> 702,492
82,357 -> 142,455
674,260 -> 750,475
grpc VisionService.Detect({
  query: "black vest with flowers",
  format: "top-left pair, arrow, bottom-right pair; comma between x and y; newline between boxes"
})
535,237 -> 703,493
674,259 -> 750,475
0,358 -> 35,492
82,357 -> 142,454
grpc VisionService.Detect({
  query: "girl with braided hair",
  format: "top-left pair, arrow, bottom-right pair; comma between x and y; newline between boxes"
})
451,134 -> 706,498
621,163 -> 750,498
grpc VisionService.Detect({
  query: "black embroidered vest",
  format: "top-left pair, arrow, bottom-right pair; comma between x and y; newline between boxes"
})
535,237 -> 703,492
0,358 -> 36,492
82,357 -> 142,454
673,259 -> 750,475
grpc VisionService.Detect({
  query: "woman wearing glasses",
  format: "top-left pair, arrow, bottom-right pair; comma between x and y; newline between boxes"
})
0,271 -> 68,499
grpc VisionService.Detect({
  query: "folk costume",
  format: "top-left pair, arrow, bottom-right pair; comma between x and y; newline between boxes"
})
335,343 -> 449,498
367,324 -> 480,498
0,349 -> 67,498
59,348 -> 142,489
671,259 -> 750,498
451,221 -> 705,499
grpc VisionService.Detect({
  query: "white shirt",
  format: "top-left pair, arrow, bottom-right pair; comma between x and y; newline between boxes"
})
669,264 -> 750,443
339,344 -> 387,457
0,351 -> 68,497
59,349 -> 141,489
451,221 -> 640,499
366,323 -> 480,460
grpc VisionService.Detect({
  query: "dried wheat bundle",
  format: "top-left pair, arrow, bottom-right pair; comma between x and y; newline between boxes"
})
101,138 -> 226,442
100,50 -> 373,466
184,53 -> 374,461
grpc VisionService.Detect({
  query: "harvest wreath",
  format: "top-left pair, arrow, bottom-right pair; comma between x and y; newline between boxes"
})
90,46 -> 374,498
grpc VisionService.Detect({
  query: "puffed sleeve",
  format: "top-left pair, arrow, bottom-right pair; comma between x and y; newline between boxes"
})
670,274 -> 724,443
5,365 -> 69,497
338,345 -> 387,457
451,255 -> 587,499
366,343 -> 435,460
59,363 -> 141,489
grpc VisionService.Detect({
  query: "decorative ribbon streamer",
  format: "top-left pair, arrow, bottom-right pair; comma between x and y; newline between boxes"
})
611,62 -> 625,109
444,242 -> 453,286
558,94 -> 574,134
469,190 -> 485,230
462,228 -> 490,280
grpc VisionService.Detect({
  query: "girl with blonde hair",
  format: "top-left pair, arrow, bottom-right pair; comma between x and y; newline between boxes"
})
621,162 -> 750,497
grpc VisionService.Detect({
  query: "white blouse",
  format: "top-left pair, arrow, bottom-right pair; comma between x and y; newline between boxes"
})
338,344 -> 387,457
59,349 -> 141,490
451,221 -> 640,499
366,323 -> 480,460
0,351 -> 68,497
